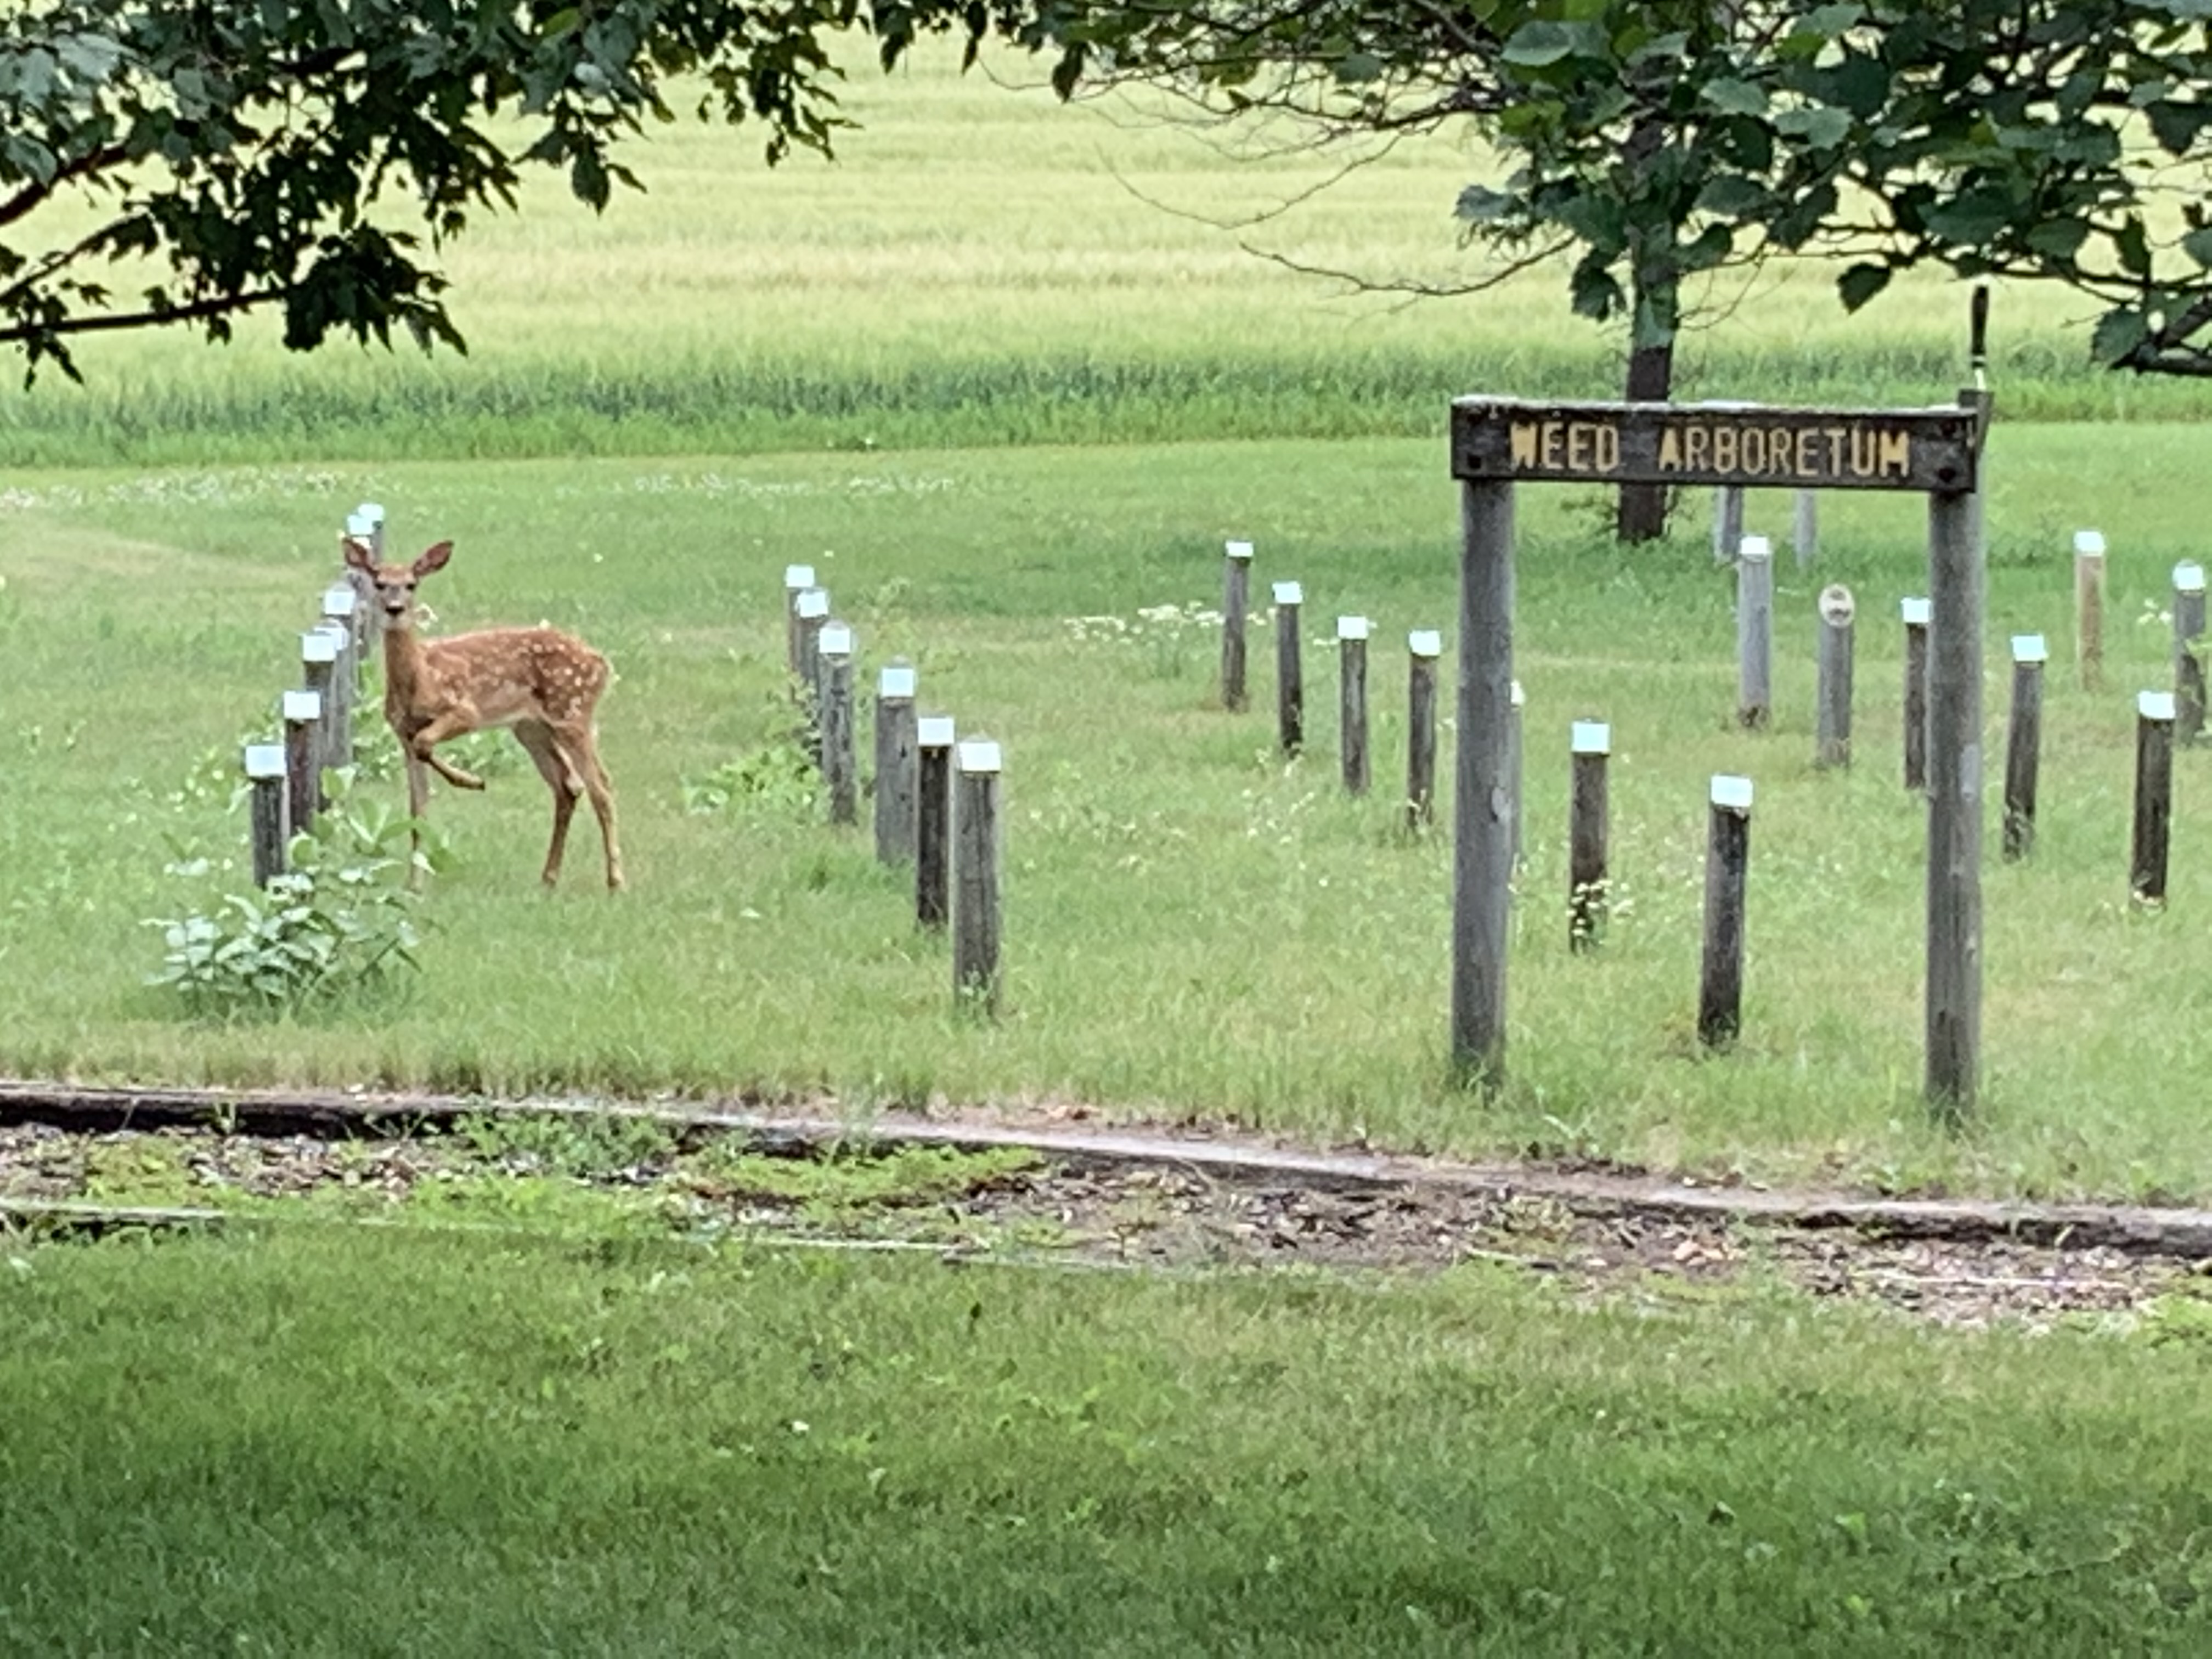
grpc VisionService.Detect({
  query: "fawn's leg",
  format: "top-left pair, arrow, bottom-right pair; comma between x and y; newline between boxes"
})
557,722 -> 624,891
513,720 -> 580,889
409,707 -> 488,790
403,747 -> 432,889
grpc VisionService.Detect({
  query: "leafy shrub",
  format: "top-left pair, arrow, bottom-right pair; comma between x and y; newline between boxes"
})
145,775 -> 429,1019
682,738 -> 817,820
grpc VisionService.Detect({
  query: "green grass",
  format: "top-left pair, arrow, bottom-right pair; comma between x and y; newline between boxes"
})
1,1223 -> 2210,1655
0,41 -> 2198,467
4,428 -> 2211,1201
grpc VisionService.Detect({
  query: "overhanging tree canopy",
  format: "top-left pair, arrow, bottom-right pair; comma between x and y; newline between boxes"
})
0,0 -> 1008,381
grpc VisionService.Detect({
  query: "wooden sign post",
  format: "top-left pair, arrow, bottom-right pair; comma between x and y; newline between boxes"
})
1449,396 -> 1985,1108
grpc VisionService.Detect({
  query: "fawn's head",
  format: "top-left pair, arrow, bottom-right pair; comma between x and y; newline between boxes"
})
343,537 -> 453,631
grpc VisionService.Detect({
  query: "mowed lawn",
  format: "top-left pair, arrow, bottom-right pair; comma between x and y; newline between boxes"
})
4,427 -> 2212,1200
3,1222 -> 2212,1656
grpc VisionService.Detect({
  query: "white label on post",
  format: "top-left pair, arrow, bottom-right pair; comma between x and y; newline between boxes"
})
1407,630 -> 1442,658
1511,680 -> 1526,710
2141,690 -> 2178,722
2075,529 -> 2107,558
1272,581 -> 1303,607
1711,774 -> 1754,811
918,716 -> 956,747
322,584 -> 357,618
283,690 -> 321,723
879,665 -> 917,698
2011,634 -> 2049,664
1738,534 -> 1773,562
1901,597 -> 1933,626
2177,561 -> 2206,594
957,739 -> 1003,774
819,622 -> 853,657
1336,615 -> 1370,641
301,630 -> 340,665
244,743 -> 286,780
1571,721 -> 1611,755
797,588 -> 830,619
784,563 -> 816,590
1224,540 -> 1254,561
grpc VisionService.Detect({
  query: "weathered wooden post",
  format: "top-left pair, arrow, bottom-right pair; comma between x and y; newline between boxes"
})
873,662 -> 918,864
1406,629 -> 1441,832
1509,679 -> 1526,870
1568,720 -> 1610,952
1793,490 -> 1819,571
343,508 -> 382,627
783,563 -> 816,678
1451,477 -> 1515,1085
282,690 -> 322,838
2173,560 -> 2205,746
1736,534 -> 1774,729
2133,690 -> 2176,906
2003,634 -> 2046,862
301,628 -> 344,794
1221,540 -> 1254,712
321,581 -> 363,691
794,586 -> 829,761
1901,596 -> 1931,791
916,716 -> 955,930
245,742 -> 289,886
356,501 -> 386,559
2075,529 -> 2107,693
1273,580 -> 1304,757
1338,616 -> 1370,795
953,737 -> 1003,1014
1815,584 -> 1855,769
817,622 -> 857,826
1699,775 -> 1753,1048
1712,486 -> 1745,566
1925,478 -> 1984,1114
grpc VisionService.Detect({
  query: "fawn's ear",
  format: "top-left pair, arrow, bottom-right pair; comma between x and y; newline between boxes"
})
341,535 -> 376,573
414,540 -> 454,578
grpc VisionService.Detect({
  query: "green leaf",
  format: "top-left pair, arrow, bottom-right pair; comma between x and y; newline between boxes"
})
1502,21 -> 1582,67
1772,106 -> 1852,149
1455,183 -> 1517,224
1700,78 -> 1768,118
2092,307 -> 2149,365
2115,216 -> 2153,279
1836,263 -> 1893,311
2183,227 -> 2212,268
2026,218 -> 2091,261
1695,173 -> 1768,217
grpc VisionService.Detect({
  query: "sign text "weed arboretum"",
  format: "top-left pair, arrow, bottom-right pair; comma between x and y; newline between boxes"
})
1450,399 -> 1982,494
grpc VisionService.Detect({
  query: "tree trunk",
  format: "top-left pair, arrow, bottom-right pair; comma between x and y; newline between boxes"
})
1615,333 -> 1674,543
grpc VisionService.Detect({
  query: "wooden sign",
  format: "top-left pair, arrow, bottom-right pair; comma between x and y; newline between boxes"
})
1451,398 -> 1981,493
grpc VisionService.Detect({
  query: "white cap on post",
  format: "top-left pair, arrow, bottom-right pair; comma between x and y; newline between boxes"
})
1711,774 -> 1754,812
301,630 -> 340,665
282,690 -> 321,723
1738,534 -> 1773,562
2075,529 -> 2108,558
2141,690 -> 2178,722
879,665 -> 917,699
1336,615 -> 1370,642
957,738 -> 1003,774
1571,720 -> 1611,756
1224,540 -> 1254,561
784,563 -> 816,590
1901,597 -> 1933,626
918,716 -> 956,748
2176,561 -> 2206,594
819,622 -> 854,658
1272,581 -> 1303,607
797,588 -> 830,620
321,583 -> 357,618
244,743 -> 286,780
2011,634 -> 2049,664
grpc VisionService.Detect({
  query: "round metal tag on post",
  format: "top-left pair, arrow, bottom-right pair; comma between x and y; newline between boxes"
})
1448,393 -> 1986,1109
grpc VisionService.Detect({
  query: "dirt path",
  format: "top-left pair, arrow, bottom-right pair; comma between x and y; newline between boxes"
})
2,1080 -> 2205,1330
